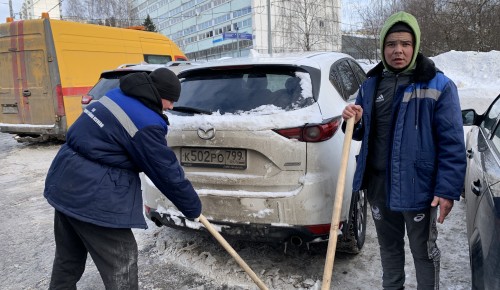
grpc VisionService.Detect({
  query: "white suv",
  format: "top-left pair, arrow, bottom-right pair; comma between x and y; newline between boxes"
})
141,52 -> 367,252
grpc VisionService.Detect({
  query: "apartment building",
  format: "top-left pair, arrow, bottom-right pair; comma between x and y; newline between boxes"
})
131,0 -> 341,60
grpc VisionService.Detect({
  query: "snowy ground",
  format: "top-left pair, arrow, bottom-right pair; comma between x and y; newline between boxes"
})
0,133 -> 473,290
0,50 -> 498,290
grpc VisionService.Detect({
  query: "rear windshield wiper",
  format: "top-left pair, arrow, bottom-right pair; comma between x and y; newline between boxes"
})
172,106 -> 212,115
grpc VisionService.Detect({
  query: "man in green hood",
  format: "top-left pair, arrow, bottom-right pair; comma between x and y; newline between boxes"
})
342,11 -> 466,289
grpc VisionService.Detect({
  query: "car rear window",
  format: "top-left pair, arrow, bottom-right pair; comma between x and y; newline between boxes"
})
87,70 -> 149,101
87,78 -> 120,101
176,66 -> 314,114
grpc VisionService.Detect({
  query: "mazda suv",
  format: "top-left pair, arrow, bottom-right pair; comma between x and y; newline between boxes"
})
141,52 -> 368,253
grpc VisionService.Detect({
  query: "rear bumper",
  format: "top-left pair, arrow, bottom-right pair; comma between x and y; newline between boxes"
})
146,208 -> 339,245
0,123 -> 65,139
0,123 -> 54,132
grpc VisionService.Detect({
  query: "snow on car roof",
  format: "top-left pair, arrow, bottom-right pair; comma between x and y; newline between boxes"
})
99,51 -> 352,77
182,50 -> 352,70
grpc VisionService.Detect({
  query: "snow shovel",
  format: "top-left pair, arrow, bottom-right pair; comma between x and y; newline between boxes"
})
198,214 -> 269,290
321,117 -> 355,290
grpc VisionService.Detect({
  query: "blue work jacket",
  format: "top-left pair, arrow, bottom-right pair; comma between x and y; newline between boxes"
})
350,54 -> 466,211
44,73 -> 202,228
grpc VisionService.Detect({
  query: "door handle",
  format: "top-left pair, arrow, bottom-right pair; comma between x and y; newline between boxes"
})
471,179 -> 481,196
466,149 -> 473,159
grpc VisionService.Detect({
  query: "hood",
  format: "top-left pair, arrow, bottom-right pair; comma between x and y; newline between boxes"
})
380,11 -> 421,74
119,72 -> 169,124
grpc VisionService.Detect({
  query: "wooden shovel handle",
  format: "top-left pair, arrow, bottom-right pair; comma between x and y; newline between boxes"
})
198,214 -> 269,290
321,117 -> 355,290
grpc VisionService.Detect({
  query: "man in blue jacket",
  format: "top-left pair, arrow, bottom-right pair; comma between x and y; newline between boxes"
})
44,68 -> 202,289
342,11 -> 466,289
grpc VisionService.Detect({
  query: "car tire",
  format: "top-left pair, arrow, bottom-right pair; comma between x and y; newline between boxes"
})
337,189 -> 367,254
470,239 -> 484,290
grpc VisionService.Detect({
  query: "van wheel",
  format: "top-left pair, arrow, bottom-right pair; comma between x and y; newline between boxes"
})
338,189 -> 367,254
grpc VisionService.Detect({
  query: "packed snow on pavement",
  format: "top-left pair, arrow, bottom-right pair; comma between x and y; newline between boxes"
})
0,50 -> 498,290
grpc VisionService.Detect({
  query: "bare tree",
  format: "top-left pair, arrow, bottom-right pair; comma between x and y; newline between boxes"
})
455,0 -> 499,51
397,0 -> 500,54
397,0 -> 446,55
64,0 -> 139,27
345,0 -> 499,59
341,35 -> 378,62
342,0 -> 402,61
272,0 -> 340,52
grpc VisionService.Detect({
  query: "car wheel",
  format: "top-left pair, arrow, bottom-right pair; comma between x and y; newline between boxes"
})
338,189 -> 367,254
470,239 -> 484,290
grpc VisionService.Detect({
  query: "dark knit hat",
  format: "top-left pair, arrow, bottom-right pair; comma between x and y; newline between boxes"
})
149,68 -> 181,102
387,22 -> 414,37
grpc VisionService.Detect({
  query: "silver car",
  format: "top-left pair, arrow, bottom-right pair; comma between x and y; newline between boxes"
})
462,93 -> 500,289
142,52 -> 367,253
81,62 -> 196,110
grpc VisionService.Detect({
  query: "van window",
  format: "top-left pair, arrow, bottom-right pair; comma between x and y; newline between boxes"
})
87,78 -> 120,101
144,54 -> 172,64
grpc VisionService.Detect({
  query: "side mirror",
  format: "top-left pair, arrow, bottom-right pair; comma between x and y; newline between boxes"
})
462,109 -> 476,126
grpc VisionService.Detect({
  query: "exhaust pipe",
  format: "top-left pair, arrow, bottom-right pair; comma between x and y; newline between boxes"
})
289,236 -> 303,247
151,217 -> 163,227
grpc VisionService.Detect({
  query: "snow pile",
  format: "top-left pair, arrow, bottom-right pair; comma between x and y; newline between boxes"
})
358,51 -> 500,113
432,50 -> 500,91
432,50 -> 500,112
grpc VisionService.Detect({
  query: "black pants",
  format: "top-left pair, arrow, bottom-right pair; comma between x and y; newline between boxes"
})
367,173 -> 440,290
49,210 -> 138,290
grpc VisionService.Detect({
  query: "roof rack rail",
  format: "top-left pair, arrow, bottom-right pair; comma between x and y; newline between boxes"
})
117,62 -> 148,68
165,60 -> 205,67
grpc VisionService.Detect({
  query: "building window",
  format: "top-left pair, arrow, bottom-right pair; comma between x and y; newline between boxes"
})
233,6 -> 251,18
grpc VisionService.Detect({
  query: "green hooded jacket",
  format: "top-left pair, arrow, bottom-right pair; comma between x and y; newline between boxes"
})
379,11 -> 421,73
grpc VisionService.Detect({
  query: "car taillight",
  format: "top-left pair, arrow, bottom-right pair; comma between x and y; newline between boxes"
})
305,224 -> 331,235
81,95 -> 93,105
273,116 -> 342,142
144,205 -> 151,214
305,222 -> 343,235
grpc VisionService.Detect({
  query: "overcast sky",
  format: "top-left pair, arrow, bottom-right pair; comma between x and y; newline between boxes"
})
1,0 -> 366,30
342,0 -> 367,30
0,0 -> 21,21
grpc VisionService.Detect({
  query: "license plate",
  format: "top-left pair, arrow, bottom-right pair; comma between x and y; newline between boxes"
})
180,147 -> 247,169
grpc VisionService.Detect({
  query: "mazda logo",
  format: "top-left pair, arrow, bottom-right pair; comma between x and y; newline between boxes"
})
197,127 -> 216,140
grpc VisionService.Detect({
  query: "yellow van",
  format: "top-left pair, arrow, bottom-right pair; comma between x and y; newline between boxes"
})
0,13 -> 187,141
